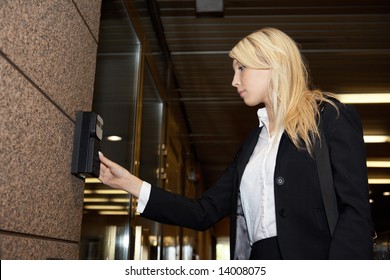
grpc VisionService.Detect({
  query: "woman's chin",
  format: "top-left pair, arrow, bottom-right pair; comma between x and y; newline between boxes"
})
243,99 -> 261,107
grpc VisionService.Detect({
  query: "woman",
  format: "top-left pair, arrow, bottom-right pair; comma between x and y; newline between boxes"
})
98,28 -> 374,259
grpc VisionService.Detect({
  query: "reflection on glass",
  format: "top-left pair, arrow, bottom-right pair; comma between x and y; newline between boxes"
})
374,232 -> 390,260
182,229 -> 195,260
133,63 -> 164,260
79,0 -> 140,260
216,236 -> 230,260
138,64 -> 163,186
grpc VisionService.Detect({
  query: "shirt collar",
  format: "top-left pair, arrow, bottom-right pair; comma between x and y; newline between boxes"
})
257,107 -> 285,141
257,107 -> 274,140
257,107 -> 269,129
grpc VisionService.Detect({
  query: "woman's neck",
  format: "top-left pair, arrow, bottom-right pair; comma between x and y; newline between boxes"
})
265,106 -> 275,136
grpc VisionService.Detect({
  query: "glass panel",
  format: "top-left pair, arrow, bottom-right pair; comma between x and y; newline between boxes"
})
138,64 -> 163,185
133,0 -> 166,84
161,136 -> 183,260
132,62 -> 164,260
182,228 -> 195,260
79,0 -> 140,260
216,237 -> 230,260
373,232 -> 390,260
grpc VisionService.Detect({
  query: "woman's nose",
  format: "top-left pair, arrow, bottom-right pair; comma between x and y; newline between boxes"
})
232,73 -> 239,87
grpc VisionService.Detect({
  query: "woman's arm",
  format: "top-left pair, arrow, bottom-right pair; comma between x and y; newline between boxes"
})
97,150 -> 237,231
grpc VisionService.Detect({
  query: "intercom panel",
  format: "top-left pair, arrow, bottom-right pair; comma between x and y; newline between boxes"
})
71,111 -> 103,179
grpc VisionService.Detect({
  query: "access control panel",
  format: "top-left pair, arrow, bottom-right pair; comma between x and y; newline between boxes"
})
71,111 -> 103,179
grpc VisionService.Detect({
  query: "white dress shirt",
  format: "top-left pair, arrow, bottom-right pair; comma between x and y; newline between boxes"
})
240,107 -> 283,245
137,181 -> 151,213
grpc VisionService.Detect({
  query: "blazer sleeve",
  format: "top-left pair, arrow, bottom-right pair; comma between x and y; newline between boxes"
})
323,101 -> 374,259
141,127 -> 260,232
141,147 -> 244,231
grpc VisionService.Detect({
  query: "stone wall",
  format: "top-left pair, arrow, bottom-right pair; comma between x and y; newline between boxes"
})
0,0 -> 102,259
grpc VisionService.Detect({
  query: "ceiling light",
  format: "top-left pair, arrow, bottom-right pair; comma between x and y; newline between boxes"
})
383,192 -> 390,196
83,197 -> 129,203
98,211 -> 129,215
366,160 -> 390,168
369,199 -> 374,204
363,135 -> 390,143
112,198 -> 130,203
84,205 -> 127,210
84,189 -> 128,194
83,198 -> 109,203
368,178 -> 390,184
336,93 -> 390,104
196,0 -> 224,16
85,178 -> 101,184
107,135 -> 122,141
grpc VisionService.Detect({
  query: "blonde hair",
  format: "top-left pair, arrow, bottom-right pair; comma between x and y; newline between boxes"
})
229,27 -> 337,155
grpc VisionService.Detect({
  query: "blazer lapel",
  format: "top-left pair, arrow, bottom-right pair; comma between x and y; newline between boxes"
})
237,127 -> 262,183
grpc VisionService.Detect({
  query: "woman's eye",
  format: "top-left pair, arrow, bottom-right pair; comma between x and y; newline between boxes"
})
238,66 -> 245,71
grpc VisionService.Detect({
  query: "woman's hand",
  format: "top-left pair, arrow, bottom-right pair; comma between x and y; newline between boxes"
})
98,152 -> 143,197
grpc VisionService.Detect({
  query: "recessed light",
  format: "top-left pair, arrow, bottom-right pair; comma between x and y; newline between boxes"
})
85,178 -> 101,184
363,135 -> 390,143
98,211 -> 129,215
383,192 -> 390,196
336,93 -> 390,104
84,205 -> 127,210
107,135 -> 122,141
196,0 -> 223,13
83,198 -> 109,203
366,160 -> 390,168
368,178 -> 390,184
84,189 -> 128,194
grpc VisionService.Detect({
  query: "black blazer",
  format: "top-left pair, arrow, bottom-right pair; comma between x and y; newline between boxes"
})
142,101 -> 374,259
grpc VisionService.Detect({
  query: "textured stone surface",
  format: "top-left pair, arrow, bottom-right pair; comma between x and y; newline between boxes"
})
0,233 -> 79,260
73,0 -> 102,41
0,57 -> 85,242
0,0 -> 98,120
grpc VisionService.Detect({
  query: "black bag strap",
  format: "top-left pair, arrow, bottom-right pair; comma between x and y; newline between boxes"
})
315,107 -> 339,237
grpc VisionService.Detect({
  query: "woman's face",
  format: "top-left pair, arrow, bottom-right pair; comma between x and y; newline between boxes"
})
231,59 -> 271,107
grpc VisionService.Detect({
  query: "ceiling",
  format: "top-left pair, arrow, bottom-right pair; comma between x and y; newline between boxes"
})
131,0 -> 390,231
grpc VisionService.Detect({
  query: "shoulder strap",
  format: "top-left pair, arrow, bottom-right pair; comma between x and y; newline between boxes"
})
315,107 -> 339,237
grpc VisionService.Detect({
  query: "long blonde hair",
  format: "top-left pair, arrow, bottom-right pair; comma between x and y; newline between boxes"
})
229,27 -> 337,155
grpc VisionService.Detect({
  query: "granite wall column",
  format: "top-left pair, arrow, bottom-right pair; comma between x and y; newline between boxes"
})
0,0 -> 102,259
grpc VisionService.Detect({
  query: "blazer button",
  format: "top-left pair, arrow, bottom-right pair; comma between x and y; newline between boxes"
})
279,209 -> 287,217
276,176 -> 285,186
